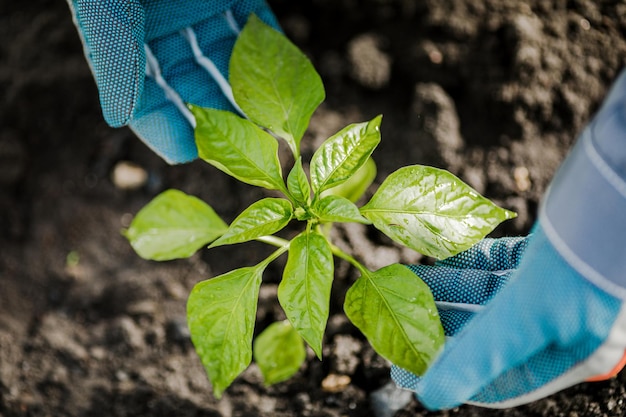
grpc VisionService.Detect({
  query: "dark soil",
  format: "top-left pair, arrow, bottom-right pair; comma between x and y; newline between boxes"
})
2,1 -> 626,416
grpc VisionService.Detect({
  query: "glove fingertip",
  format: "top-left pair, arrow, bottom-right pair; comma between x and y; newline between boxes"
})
75,0 -> 146,127
231,0 -> 282,32
392,364 -> 461,411
129,105 -> 198,165
252,5 -> 282,31
413,361 -> 471,410
436,236 -> 529,271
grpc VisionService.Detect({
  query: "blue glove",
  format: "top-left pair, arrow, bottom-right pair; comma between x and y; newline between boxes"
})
66,0 -> 280,164
392,69 -> 626,409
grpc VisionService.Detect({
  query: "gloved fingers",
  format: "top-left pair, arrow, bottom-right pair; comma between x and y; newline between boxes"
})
394,323 -> 626,409
144,14 -> 239,112
436,309 -> 474,336
176,0 -> 281,110
142,0 -> 239,41
69,0 -> 282,165
413,227 -> 624,410
133,3 -> 281,163
134,13 -> 243,163
435,236 -> 529,271
468,346 -> 605,407
410,263 -> 516,340
140,0 -> 278,41
409,264 -> 514,307
466,333 -> 626,408
229,0 -> 282,32
128,79 -> 198,164
414,287 -> 556,409
70,0 -> 146,127
408,264 -> 512,344
142,0 -> 280,114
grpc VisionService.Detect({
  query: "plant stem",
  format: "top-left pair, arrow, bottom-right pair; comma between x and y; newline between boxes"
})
262,244 -> 290,265
256,239 -> 290,271
256,235 -> 290,248
278,184 -> 292,201
319,222 -> 333,238
329,243 -> 370,276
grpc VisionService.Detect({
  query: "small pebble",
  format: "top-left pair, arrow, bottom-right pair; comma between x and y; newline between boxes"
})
428,49 -> 443,64
90,346 -> 107,360
111,161 -> 148,190
115,370 -> 129,382
166,317 -> 191,344
110,317 -> 145,351
513,166 -> 531,192
347,33 -> 391,89
126,300 -> 157,316
580,18 -> 590,30
321,373 -> 351,393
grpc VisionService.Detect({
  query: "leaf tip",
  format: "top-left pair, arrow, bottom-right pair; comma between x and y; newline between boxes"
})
247,12 -> 262,25
311,345 -> 323,361
187,103 -> 200,116
207,239 -> 224,250
504,208 -> 517,220
212,385 -> 225,400
244,12 -> 279,38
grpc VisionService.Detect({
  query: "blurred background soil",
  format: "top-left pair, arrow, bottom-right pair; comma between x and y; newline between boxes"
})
1,0 -> 626,416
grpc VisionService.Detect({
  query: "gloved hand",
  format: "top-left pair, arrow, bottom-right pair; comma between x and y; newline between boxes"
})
392,69 -> 626,410
66,0 -> 280,164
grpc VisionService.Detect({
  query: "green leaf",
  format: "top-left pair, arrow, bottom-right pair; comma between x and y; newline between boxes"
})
360,165 -> 516,259
191,106 -> 286,192
287,157 -> 311,206
124,189 -> 227,261
210,198 -> 293,248
187,264 -> 265,398
322,157 -> 377,203
230,15 -> 325,156
278,231 -> 333,358
310,115 -> 382,194
253,320 -> 306,385
344,264 -> 444,376
313,195 -> 371,225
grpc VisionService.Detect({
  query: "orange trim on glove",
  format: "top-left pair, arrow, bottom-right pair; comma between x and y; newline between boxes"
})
587,349 -> 626,382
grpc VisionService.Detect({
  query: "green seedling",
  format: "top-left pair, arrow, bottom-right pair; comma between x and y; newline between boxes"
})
124,16 -> 516,398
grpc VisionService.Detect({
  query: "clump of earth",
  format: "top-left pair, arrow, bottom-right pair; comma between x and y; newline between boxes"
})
1,0 -> 625,416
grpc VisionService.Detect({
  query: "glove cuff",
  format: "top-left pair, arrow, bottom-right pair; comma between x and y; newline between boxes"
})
540,72 -> 626,299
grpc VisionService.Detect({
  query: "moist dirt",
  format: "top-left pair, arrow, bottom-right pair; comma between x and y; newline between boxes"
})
1,1 -> 626,416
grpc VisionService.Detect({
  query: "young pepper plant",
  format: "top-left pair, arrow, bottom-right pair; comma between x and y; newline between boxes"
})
123,15 -> 516,398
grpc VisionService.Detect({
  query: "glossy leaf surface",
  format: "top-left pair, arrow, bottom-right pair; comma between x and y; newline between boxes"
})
210,198 -> 293,248
310,115 -> 381,194
278,231 -> 333,358
287,157 -> 311,206
253,321 -> 306,385
313,195 -> 371,224
344,264 -> 444,375
322,157 -> 377,203
230,15 -> 325,156
124,189 -> 227,260
191,106 -> 286,192
187,264 -> 265,398
360,165 -> 516,259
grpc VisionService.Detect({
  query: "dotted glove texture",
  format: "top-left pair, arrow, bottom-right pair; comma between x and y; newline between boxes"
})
393,228 -> 625,409
67,0 -> 280,163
